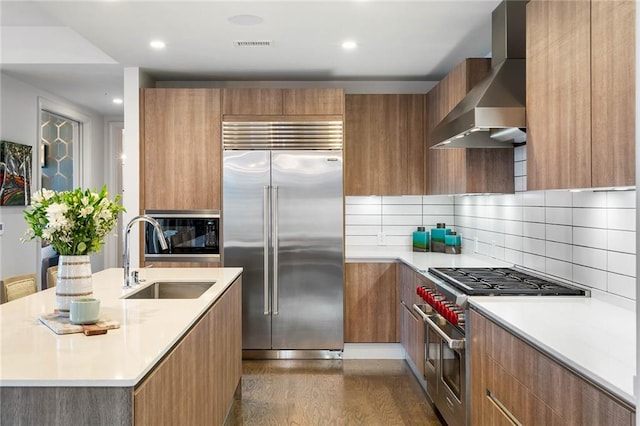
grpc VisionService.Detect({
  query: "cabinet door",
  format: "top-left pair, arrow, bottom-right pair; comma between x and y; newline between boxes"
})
345,263 -> 397,342
400,302 -> 425,378
222,88 -> 283,115
406,94 -> 427,194
283,88 -> 344,115
345,94 -> 424,195
142,88 -> 221,210
134,278 -> 242,426
591,0 -> 635,187
526,0 -> 591,190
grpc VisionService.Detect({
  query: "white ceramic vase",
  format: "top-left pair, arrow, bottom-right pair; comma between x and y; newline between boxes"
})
55,255 -> 93,317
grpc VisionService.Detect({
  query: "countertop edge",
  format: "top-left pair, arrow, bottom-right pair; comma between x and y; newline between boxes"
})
469,302 -> 635,408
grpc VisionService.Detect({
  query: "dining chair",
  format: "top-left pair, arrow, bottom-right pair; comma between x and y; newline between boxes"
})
47,266 -> 58,289
2,273 -> 37,303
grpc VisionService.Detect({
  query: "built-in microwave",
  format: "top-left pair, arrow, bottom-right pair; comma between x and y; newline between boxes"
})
144,210 -> 220,262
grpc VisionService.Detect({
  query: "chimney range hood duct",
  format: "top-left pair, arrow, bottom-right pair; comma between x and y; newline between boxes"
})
430,0 -> 526,149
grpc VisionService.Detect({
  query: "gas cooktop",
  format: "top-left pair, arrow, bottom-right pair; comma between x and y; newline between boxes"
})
428,267 -> 586,296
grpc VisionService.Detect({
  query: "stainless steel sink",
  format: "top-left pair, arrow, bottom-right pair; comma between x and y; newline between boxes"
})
124,281 -> 215,299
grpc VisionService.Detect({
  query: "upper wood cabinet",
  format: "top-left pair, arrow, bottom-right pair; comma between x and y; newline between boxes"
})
526,0 -> 635,190
345,94 -> 426,195
426,59 -> 514,195
222,88 -> 344,116
345,262 -> 399,343
283,88 -> 345,115
141,88 -> 221,211
222,88 -> 283,115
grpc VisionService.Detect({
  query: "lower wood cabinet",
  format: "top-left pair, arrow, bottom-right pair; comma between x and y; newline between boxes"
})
134,277 -> 242,425
344,263 -> 398,343
470,309 -> 634,426
398,264 -> 425,377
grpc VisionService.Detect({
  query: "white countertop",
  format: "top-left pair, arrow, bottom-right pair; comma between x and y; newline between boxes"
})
0,267 -> 242,387
346,245 -> 636,407
346,245 -> 511,270
470,296 -> 635,406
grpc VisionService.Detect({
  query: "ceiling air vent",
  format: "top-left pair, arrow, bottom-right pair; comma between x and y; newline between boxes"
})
233,40 -> 272,48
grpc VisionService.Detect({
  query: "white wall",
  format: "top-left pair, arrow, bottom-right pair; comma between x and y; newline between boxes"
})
0,72 -> 110,281
121,68 -> 154,270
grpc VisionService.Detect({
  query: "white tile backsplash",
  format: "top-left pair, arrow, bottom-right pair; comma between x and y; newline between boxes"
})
607,251 -> 636,277
573,227 -> 607,249
572,191 -> 607,208
545,207 -> 572,226
607,208 -> 636,231
607,190 -> 636,208
545,241 -> 572,262
573,246 -> 608,270
346,185 -> 636,301
545,190 -> 573,207
573,208 -> 607,228
524,206 -> 545,223
607,272 -> 636,299
573,265 -> 608,291
607,230 -> 636,254
382,204 -> 422,215
545,224 -> 572,244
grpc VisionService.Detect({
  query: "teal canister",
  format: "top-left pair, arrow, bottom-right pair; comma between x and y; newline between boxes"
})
412,226 -> 429,252
430,223 -> 452,253
445,232 -> 462,254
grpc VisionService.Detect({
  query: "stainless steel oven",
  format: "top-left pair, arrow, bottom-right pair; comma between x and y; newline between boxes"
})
144,210 -> 220,262
414,303 -> 466,426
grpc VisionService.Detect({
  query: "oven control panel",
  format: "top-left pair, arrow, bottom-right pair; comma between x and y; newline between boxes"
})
416,286 -> 465,327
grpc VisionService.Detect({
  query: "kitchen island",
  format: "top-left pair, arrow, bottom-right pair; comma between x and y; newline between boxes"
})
346,245 -> 636,410
0,267 -> 243,425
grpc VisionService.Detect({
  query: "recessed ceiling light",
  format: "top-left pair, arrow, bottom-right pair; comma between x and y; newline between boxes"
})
228,14 -> 263,26
341,40 -> 357,50
150,40 -> 166,50
112,98 -> 123,105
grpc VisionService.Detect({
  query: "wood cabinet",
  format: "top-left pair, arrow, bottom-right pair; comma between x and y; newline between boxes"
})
470,309 -> 634,426
526,0 -> 635,190
398,264 -> 424,378
426,59 -> 514,195
345,94 -> 426,195
141,88 -> 221,210
222,88 -> 344,116
344,263 -> 398,343
134,277 -> 242,425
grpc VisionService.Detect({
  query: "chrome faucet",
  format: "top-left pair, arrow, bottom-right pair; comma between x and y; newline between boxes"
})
123,215 -> 168,289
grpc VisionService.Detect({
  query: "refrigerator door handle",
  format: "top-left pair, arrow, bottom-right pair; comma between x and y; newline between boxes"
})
272,185 -> 279,316
263,185 -> 270,315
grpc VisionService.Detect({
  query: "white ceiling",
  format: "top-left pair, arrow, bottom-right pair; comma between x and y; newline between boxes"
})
0,0 -> 501,116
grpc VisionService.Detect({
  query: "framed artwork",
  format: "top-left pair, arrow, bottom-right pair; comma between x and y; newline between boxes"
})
0,140 -> 32,206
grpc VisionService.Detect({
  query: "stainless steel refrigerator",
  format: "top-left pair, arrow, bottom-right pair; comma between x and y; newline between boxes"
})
222,121 -> 344,358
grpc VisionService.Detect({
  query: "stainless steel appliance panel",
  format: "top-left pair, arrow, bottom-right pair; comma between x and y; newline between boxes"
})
223,150 -> 271,349
270,151 -> 344,350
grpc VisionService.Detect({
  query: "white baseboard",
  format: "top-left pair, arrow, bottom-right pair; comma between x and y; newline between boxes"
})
342,343 -> 405,359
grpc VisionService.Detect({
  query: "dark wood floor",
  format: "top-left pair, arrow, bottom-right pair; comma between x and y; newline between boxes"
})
225,359 -> 444,425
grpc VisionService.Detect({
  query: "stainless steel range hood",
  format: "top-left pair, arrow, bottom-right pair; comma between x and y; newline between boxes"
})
430,0 -> 526,149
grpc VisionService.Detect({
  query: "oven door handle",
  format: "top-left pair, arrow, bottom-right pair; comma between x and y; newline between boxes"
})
413,304 -> 465,350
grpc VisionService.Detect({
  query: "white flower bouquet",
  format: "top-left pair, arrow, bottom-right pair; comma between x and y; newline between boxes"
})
22,185 -> 125,255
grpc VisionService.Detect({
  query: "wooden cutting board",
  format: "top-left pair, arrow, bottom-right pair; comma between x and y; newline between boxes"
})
38,313 -> 120,335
